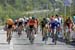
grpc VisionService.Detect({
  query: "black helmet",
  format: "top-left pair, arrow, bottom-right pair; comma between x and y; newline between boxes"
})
43,18 -> 46,20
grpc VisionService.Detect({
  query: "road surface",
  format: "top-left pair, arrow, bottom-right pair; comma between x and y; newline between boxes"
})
0,28 -> 75,50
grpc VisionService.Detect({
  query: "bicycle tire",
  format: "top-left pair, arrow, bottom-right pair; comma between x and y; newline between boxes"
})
29,29 -> 35,44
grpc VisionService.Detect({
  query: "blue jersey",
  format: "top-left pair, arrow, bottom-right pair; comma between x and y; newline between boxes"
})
50,20 -> 60,29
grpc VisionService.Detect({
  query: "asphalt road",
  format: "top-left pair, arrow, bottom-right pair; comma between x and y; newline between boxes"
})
0,28 -> 75,50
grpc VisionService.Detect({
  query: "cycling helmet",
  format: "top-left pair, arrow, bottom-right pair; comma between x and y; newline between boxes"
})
19,18 -> 24,22
32,16 -> 35,20
29,16 -> 32,19
46,18 -> 50,21
43,18 -> 46,20
26,18 -> 29,20
54,18 -> 58,22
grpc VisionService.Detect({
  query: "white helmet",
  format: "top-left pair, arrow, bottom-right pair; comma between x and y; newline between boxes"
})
26,18 -> 29,20
54,18 -> 58,22
47,18 -> 50,21
19,18 -> 24,21
29,16 -> 32,19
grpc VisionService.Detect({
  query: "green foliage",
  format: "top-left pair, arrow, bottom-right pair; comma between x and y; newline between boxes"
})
0,0 -> 74,23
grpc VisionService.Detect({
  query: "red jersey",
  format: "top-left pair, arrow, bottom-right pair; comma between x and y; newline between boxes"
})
28,19 -> 35,26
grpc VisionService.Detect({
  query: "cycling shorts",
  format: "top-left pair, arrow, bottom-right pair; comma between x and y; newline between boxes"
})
7,25 -> 12,29
18,21 -> 23,27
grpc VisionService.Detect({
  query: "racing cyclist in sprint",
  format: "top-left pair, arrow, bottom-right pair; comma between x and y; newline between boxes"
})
43,22 -> 49,44
49,17 -> 60,45
55,15 -> 63,39
27,16 -> 36,44
17,18 -> 24,37
40,18 -> 48,41
63,17 -> 73,43
5,18 -> 14,44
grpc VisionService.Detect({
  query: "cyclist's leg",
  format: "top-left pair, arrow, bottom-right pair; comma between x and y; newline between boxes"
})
27,26 -> 30,38
7,25 -> 12,44
28,25 -> 33,40
7,29 -> 9,41
31,26 -> 35,39
68,28 -> 72,42
48,27 -> 51,37
42,27 -> 43,36
42,28 -> 45,41
6,25 -> 11,41
8,29 -> 12,40
51,29 -> 54,38
8,30 -> 12,44
29,26 -> 35,44
17,26 -> 21,37
64,26 -> 70,43
42,27 -> 46,41
52,28 -> 57,43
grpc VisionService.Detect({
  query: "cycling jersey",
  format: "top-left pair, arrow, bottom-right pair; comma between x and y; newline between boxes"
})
65,19 -> 73,29
6,19 -> 14,25
41,19 -> 48,28
28,19 -> 35,26
49,20 -> 60,29
57,17 -> 62,24
6,19 -> 14,29
24,20 -> 27,24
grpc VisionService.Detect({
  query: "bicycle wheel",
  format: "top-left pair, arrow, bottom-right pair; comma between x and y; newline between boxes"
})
52,28 -> 57,45
29,29 -> 35,44
7,32 -> 12,44
7,35 -> 11,44
18,26 -> 22,37
43,32 -> 48,44
54,33 -> 58,45
66,31 -> 71,44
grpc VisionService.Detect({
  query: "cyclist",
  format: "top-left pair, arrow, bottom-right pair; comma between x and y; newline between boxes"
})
6,18 -> 14,44
17,18 -> 24,37
28,17 -> 35,31
49,17 -> 60,44
40,18 -> 47,35
46,18 -> 50,37
43,24 -> 49,43
27,17 -> 35,34
63,17 -> 73,43
27,16 -> 35,44
55,15 -> 63,38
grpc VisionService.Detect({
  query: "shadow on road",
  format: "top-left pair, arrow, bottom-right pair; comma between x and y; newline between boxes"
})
57,38 -> 75,46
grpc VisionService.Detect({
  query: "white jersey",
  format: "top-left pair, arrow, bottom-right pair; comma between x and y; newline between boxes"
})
57,17 -> 62,24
